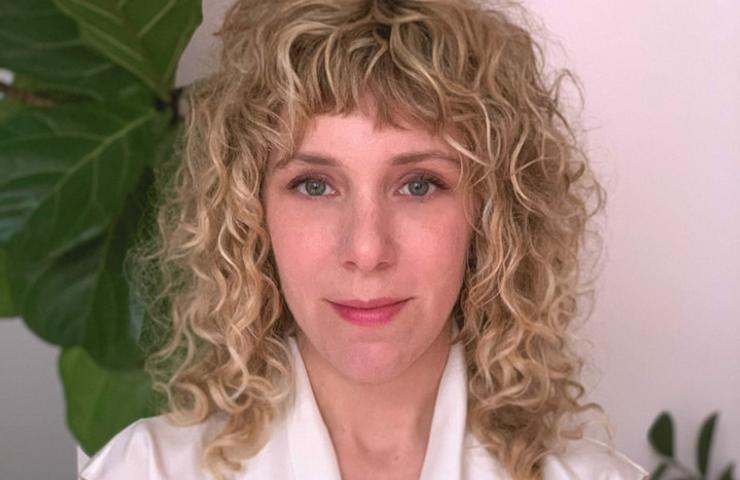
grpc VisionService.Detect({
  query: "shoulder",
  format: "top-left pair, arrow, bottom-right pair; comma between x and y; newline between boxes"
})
78,413 -> 228,480
463,433 -> 648,480
542,437 -> 649,480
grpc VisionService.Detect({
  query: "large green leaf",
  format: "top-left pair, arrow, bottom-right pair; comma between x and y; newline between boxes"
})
0,248 -> 14,317
60,345 -> 163,455
0,0 -> 146,102
52,0 -> 202,101
8,170 -> 159,368
0,95 -> 25,122
0,103 -> 166,251
648,412 -> 675,458
696,412 -> 718,476
0,104 -> 169,366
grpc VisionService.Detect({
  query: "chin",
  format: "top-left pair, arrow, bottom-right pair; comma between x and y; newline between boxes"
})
334,343 -> 411,385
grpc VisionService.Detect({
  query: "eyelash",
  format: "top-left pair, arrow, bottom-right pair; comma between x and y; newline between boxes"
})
286,172 -> 449,199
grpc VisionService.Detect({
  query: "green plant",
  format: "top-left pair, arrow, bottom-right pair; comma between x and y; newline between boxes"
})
648,411 -> 736,480
0,0 -> 202,455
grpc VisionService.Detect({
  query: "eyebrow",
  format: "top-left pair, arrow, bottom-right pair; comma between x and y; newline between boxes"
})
273,149 -> 460,171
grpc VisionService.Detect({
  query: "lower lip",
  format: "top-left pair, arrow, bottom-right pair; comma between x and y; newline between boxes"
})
329,300 -> 409,327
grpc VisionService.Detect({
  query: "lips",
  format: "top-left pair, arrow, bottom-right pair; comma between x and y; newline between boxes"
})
330,297 -> 408,309
328,297 -> 410,327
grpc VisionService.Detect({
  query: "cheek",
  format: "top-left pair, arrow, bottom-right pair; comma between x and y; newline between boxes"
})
402,205 -> 472,301
265,198 -> 332,301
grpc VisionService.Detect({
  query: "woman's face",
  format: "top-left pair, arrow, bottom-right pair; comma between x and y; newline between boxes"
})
263,108 -> 473,384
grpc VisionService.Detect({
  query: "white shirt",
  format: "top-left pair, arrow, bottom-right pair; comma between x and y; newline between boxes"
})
79,335 -> 648,479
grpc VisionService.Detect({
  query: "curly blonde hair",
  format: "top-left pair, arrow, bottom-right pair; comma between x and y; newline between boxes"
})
130,0 -> 612,478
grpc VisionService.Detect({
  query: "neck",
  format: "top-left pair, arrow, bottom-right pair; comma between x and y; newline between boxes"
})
297,323 -> 452,456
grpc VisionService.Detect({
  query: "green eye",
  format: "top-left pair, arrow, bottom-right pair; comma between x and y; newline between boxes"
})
406,179 -> 431,196
288,176 -> 334,197
400,174 -> 447,197
303,179 -> 327,196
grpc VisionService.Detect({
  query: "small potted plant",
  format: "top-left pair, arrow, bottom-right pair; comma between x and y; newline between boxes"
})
648,411 -> 735,480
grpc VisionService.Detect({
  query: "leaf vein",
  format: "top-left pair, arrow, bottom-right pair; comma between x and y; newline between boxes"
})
60,0 -> 124,26
138,0 -> 175,37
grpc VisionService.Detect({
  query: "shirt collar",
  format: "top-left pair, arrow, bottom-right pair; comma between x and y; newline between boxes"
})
419,330 -> 468,479
286,335 -> 343,480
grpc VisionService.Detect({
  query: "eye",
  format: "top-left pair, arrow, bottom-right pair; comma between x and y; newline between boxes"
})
399,173 -> 449,197
287,175 -> 336,197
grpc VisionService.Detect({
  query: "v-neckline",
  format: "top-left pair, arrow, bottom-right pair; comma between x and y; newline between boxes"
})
284,327 -> 468,480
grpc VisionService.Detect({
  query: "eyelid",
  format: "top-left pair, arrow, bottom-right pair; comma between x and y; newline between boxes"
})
402,172 -> 448,189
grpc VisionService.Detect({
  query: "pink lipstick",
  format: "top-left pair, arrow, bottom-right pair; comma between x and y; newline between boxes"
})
328,297 -> 410,327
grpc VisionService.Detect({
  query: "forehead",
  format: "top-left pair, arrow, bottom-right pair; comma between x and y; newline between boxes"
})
304,111 -> 448,147
270,110 -> 461,172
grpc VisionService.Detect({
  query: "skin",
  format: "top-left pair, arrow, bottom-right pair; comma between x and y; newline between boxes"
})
263,105 -> 473,479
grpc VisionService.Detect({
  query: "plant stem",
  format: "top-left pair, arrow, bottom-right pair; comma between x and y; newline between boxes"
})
664,457 -> 699,479
0,81 -> 55,107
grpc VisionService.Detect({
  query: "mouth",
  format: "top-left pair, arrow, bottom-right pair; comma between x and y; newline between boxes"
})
327,298 -> 411,327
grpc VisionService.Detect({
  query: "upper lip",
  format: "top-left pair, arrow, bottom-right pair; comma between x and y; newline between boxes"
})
328,297 -> 410,309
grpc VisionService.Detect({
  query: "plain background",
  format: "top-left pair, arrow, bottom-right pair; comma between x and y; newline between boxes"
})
1,1 -> 738,479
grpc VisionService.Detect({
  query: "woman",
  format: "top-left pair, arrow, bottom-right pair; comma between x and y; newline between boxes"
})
80,0 -> 648,479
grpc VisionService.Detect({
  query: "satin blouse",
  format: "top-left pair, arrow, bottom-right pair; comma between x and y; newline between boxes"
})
79,335 -> 648,479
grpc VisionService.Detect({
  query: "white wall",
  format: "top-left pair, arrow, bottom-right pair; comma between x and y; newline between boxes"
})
520,0 -> 740,474
0,319 -> 77,480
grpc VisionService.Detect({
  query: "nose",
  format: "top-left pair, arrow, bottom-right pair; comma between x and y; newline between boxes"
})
340,195 -> 397,273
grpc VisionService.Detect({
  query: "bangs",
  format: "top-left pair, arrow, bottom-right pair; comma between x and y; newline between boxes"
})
245,0 -> 487,143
